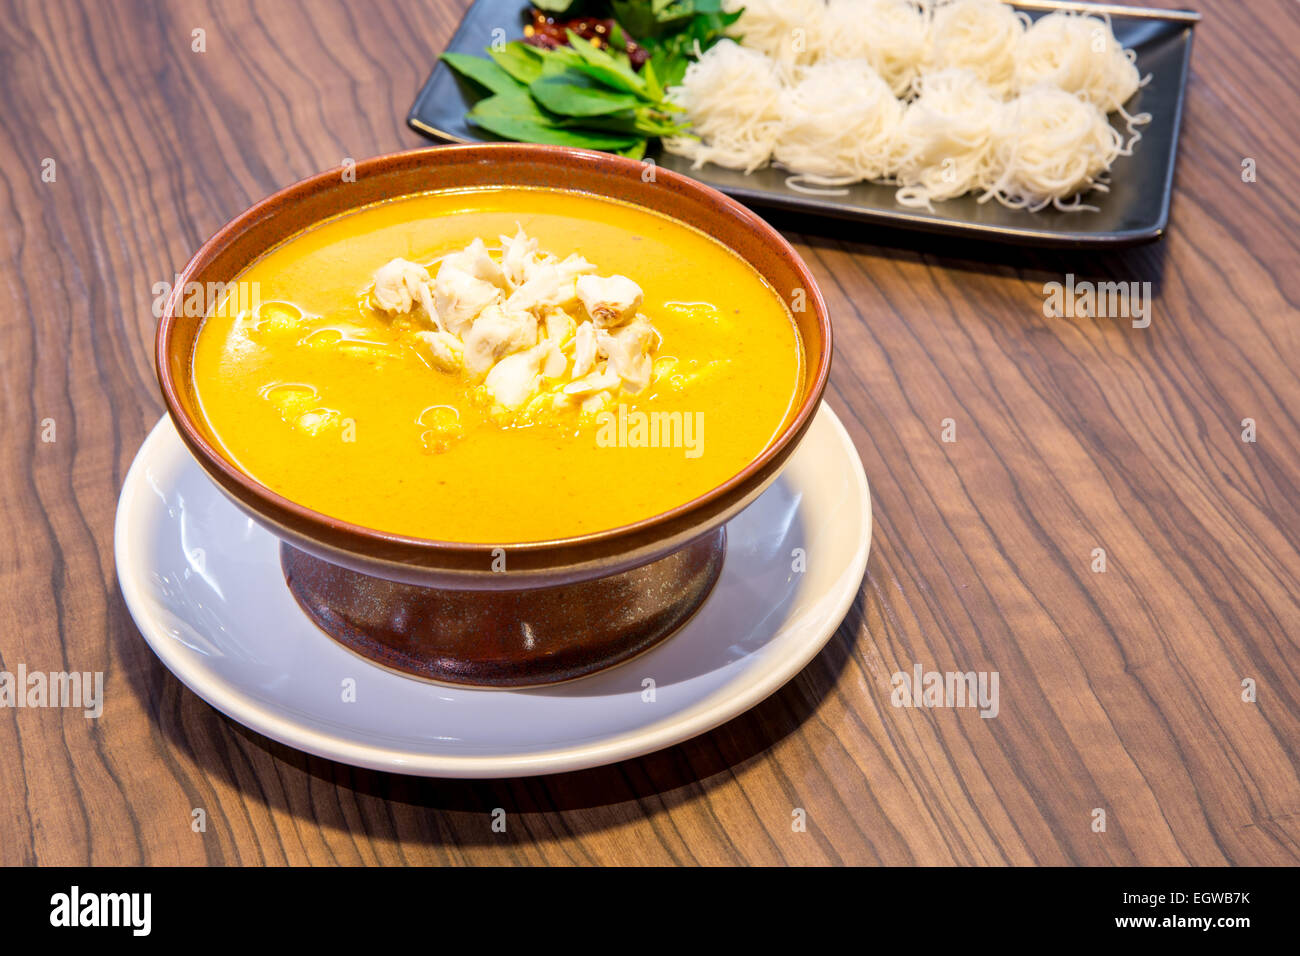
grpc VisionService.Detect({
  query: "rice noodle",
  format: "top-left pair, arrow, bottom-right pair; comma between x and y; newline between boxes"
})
662,40 -> 784,173
980,87 -> 1123,212
722,0 -> 825,67
773,59 -> 903,183
822,0 -> 931,97
892,68 -> 1002,209
929,0 -> 1026,97
1014,11 -> 1143,113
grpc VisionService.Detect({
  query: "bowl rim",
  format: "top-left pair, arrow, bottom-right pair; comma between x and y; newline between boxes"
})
155,143 -> 832,556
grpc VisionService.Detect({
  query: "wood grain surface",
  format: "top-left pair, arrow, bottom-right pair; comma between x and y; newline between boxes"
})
1,0 -> 1297,866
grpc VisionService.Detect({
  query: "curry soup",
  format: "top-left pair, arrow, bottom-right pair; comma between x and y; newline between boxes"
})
191,187 -> 803,542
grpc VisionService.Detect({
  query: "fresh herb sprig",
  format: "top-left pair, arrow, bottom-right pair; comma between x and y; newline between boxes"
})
443,33 -> 685,157
610,0 -> 742,86
440,1 -> 741,156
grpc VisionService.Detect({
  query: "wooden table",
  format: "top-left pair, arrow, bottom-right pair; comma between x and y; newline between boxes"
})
2,0 -> 1296,866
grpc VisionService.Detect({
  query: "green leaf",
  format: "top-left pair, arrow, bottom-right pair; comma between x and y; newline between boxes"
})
609,1 -> 658,38
649,45 -> 689,87
440,53 -> 527,97
617,139 -> 649,160
611,0 -> 696,38
552,105 -> 685,138
537,47 -> 587,75
467,92 -> 641,149
641,56 -> 664,102
554,108 -> 641,134
632,105 -> 688,137
632,3 -> 740,89
695,8 -> 744,38
488,42 -> 546,85
529,68 -> 641,117
569,60 -> 653,100
609,20 -> 629,51
567,31 -> 647,94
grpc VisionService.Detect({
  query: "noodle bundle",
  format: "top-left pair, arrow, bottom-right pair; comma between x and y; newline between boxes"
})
981,87 -> 1124,211
721,0 -> 826,67
663,40 -> 784,173
774,59 -> 903,185
822,0 -> 932,97
892,69 -> 1002,208
929,0 -> 1026,97
1015,11 -> 1142,113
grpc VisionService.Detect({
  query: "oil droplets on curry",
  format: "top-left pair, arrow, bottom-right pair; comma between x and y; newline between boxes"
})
192,187 -> 804,542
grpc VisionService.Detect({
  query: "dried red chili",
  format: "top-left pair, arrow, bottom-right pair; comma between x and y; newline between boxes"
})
523,8 -> 649,69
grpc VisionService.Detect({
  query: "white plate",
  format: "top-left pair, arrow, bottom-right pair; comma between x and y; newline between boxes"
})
114,404 -> 871,777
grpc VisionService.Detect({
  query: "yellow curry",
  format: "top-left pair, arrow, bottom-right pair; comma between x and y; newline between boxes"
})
192,187 -> 803,542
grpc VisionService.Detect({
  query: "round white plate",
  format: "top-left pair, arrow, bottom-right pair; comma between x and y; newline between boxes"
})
115,403 -> 871,777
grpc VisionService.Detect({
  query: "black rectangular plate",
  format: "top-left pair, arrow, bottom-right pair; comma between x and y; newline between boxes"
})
408,0 -> 1198,248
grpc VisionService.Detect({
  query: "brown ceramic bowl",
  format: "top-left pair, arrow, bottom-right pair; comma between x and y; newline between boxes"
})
155,144 -> 831,685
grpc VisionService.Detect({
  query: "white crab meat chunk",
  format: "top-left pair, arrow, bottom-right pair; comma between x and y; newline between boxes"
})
597,319 -> 657,393
411,330 -> 464,373
484,343 -> 559,411
505,266 -> 563,315
563,366 -> 622,397
438,237 -> 507,290
506,253 -> 597,315
372,258 -> 435,319
571,321 -> 598,378
415,282 -> 438,327
543,308 -> 577,349
542,343 -> 567,379
576,274 -> 643,328
549,253 -> 598,284
434,261 -> 502,335
499,225 -> 541,288
462,302 -> 538,377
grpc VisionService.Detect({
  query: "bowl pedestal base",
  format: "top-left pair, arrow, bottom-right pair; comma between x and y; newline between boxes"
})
280,529 -> 726,688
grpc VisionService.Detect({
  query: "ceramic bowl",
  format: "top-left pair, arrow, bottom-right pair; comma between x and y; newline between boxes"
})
153,144 -> 832,685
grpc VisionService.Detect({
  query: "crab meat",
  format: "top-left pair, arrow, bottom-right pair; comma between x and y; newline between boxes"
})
415,282 -> 439,328
484,343 -> 559,411
505,257 -> 586,312
504,253 -> 595,314
499,225 -> 540,288
372,228 -> 668,424
563,366 -> 621,397
571,321 -> 598,379
434,261 -> 502,335
542,344 -> 567,379
576,274 -> 643,328
505,266 -> 563,315
412,330 -> 464,373
462,302 -> 538,377
372,258 -> 435,319
438,237 -> 507,290
543,308 -> 577,349
597,319 -> 657,392
552,253 -> 598,283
